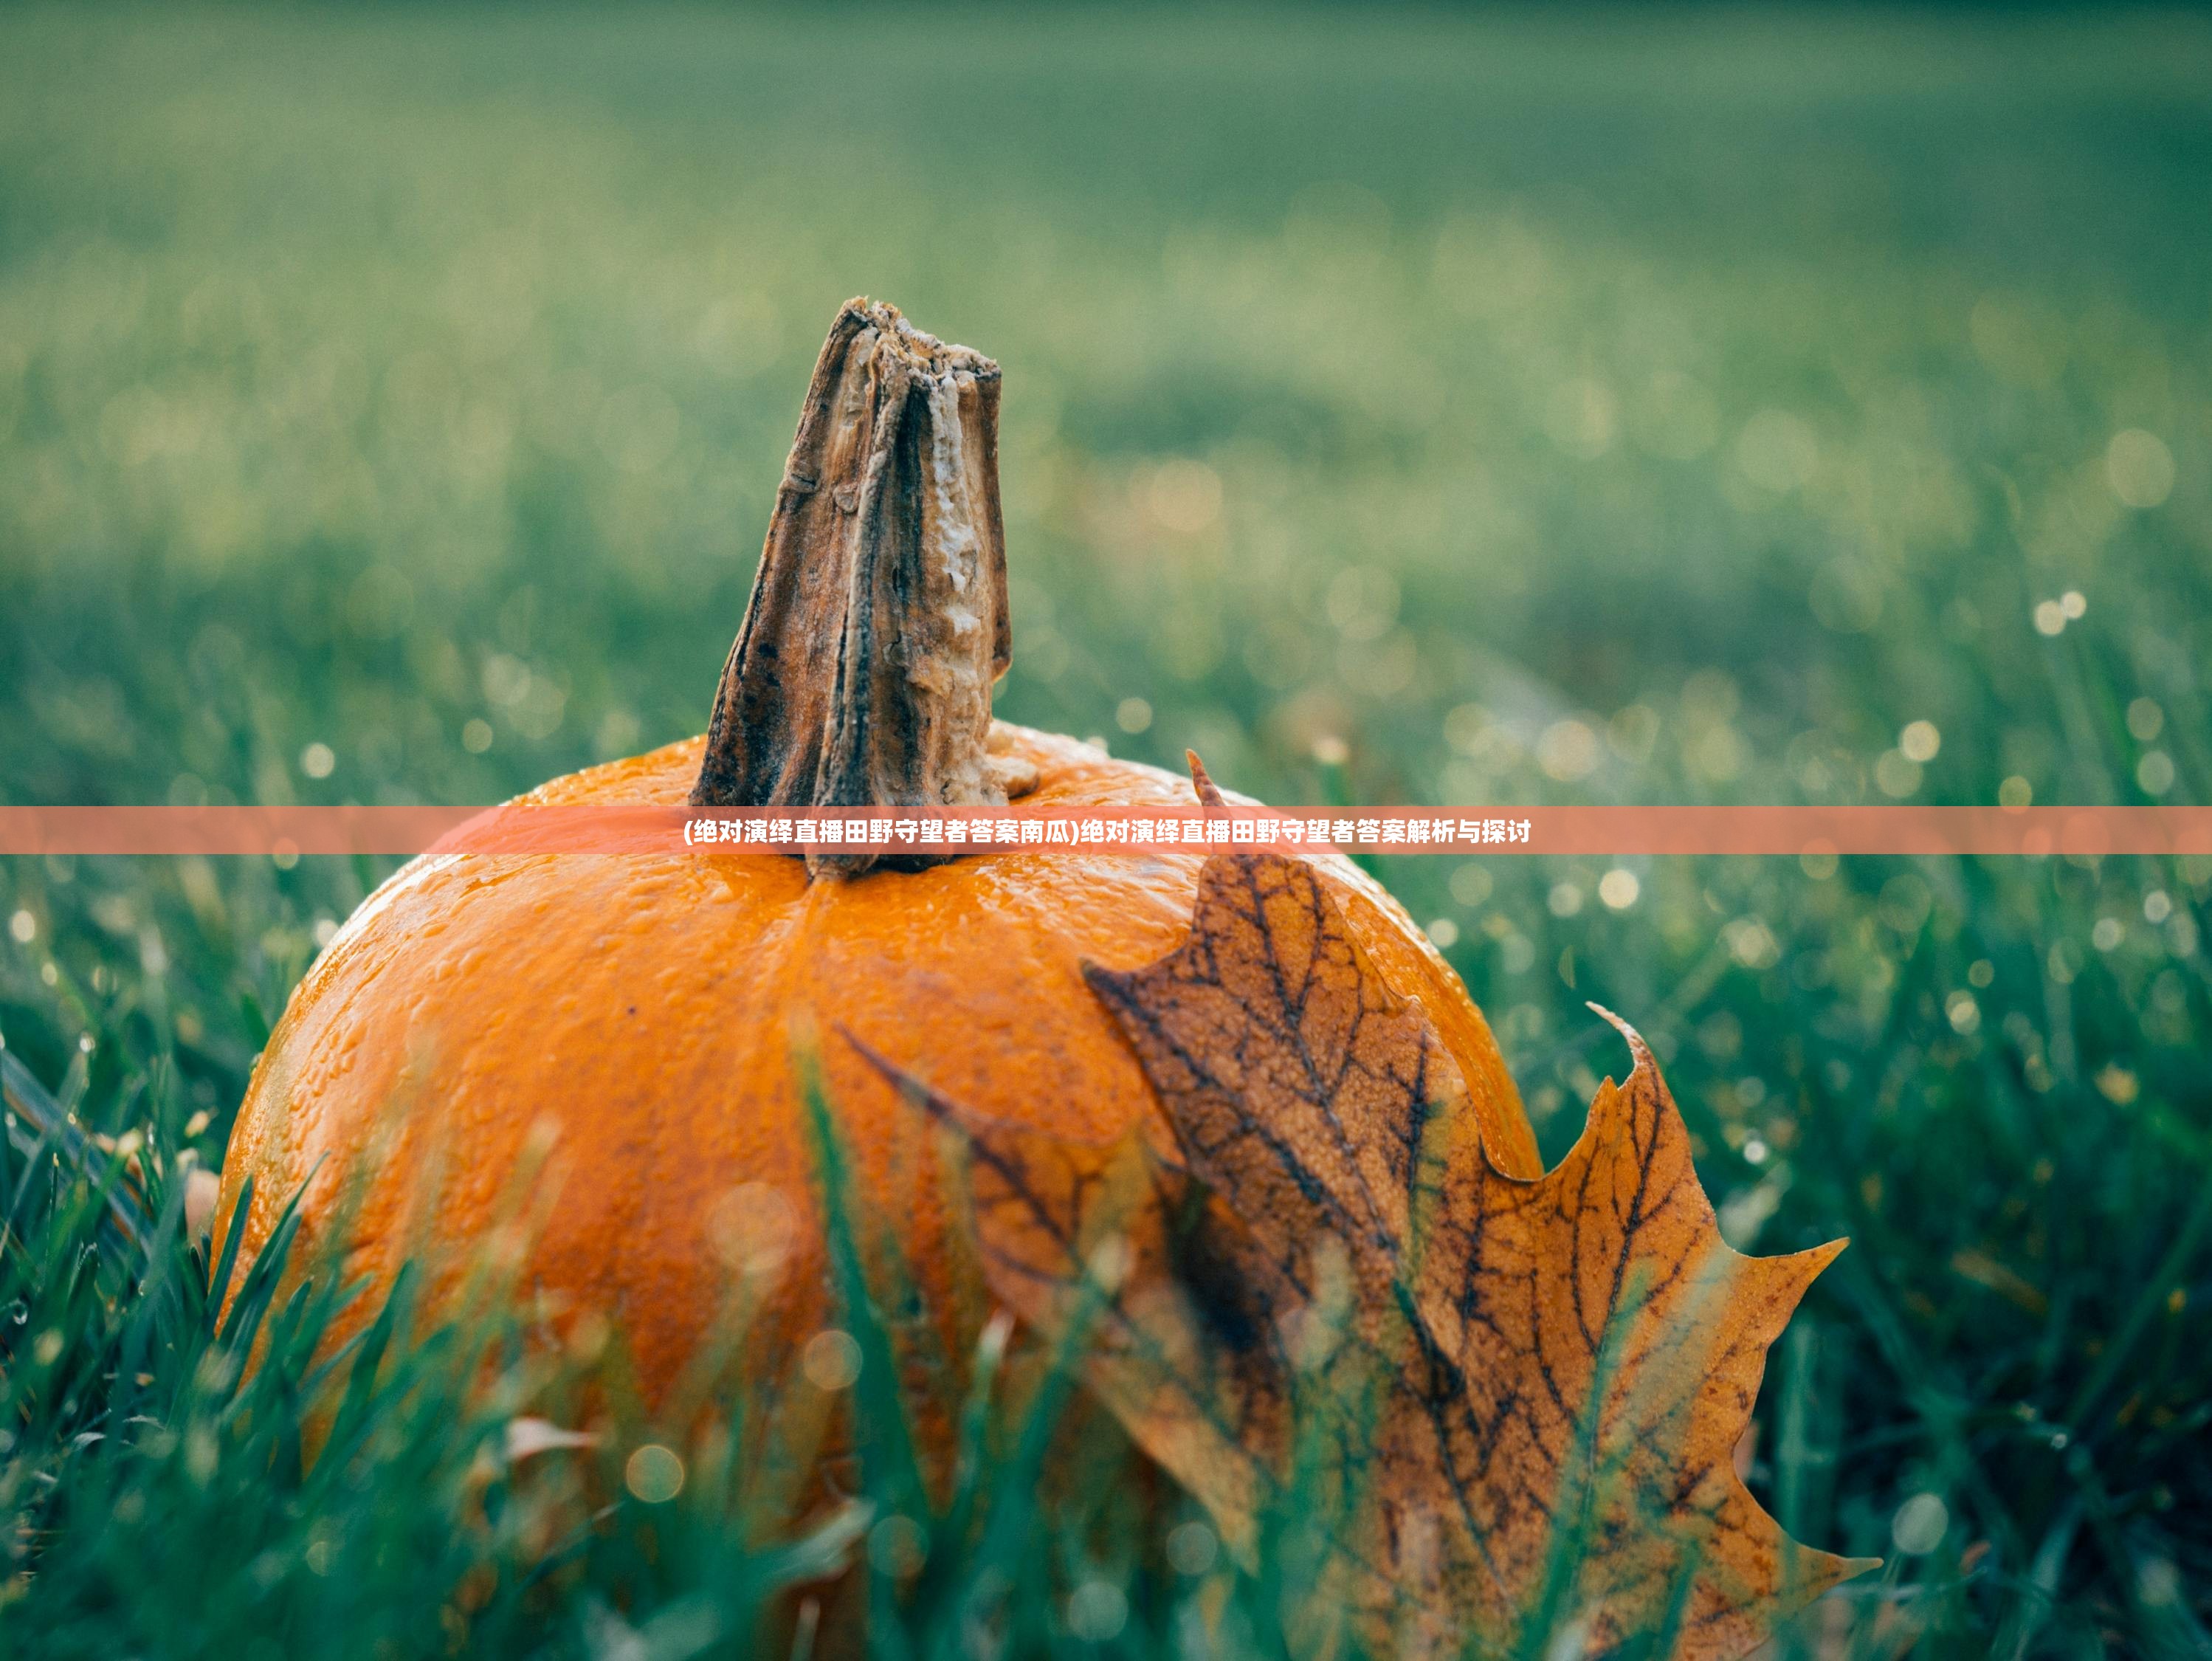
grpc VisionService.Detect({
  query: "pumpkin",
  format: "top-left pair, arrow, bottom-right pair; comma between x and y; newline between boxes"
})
212,298 -> 1540,1434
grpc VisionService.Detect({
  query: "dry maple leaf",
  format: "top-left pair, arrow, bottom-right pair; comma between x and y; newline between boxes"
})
865,764 -> 1874,1659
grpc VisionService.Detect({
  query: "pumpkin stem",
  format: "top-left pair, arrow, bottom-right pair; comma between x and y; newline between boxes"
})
692,299 -> 1035,876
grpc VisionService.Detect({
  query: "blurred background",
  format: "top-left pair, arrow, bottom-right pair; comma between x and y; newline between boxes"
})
3,5 -> 2210,1654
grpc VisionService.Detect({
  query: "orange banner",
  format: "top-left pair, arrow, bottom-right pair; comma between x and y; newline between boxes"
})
3,802 -> 2208,859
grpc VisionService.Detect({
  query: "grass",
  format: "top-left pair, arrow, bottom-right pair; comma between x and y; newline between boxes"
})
2,3 -> 2211,1654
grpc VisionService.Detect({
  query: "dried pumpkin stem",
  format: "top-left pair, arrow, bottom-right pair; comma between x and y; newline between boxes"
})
692,298 -> 1034,876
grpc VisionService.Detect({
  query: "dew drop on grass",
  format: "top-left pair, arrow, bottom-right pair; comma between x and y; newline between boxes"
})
1891,1492 -> 1949,1555
1066,1580 -> 1129,1643
867,1514 -> 928,1579
624,1442 -> 684,1504
2139,1558 -> 2184,1607
802,1328 -> 861,1392
2106,429 -> 2174,509
1165,1520 -> 1218,1576
706,1182 -> 799,1279
1449,863 -> 1492,907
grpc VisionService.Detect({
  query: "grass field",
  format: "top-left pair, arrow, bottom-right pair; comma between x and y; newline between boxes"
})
4,5 -> 2211,1655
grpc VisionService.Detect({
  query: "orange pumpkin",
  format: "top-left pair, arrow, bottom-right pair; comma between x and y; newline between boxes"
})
213,300 -> 1539,1431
